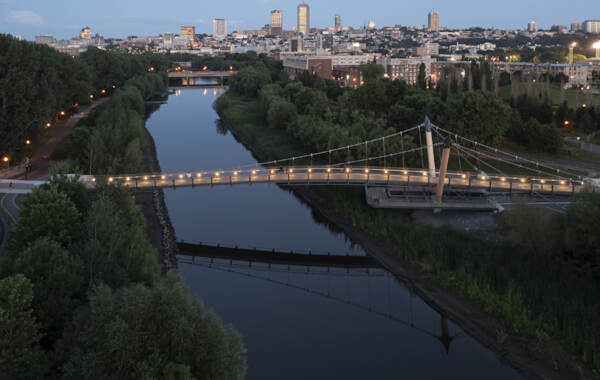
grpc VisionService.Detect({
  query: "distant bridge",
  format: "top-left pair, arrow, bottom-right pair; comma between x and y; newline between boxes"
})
168,70 -> 235,85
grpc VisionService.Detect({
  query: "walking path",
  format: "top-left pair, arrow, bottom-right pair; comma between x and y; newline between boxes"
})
0,98 -> 108,248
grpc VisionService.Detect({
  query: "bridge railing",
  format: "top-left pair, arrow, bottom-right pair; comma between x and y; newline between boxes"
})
77,166 -> 590,195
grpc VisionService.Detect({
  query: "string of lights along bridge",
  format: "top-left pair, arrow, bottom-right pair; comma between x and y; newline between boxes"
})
90,118 -> 590,202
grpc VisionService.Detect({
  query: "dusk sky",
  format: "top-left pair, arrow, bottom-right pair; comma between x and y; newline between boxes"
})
1,0 -> 599,40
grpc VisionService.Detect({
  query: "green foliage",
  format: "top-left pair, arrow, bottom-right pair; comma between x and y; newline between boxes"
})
564,190 -> 600,266
267,98 -> 297,129
0,274 -> 46,379
508,117 -> 562,154
7,185 -> 81,250
229,62 -> 272,97
358,63 -> 384,84
61,274 -> 246,380
502,202 -> 563,255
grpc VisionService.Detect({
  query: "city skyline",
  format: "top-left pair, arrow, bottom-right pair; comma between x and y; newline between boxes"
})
1,0 -> 599,40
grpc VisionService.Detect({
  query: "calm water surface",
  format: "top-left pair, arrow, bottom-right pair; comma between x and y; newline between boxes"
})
145,86 -> 523,380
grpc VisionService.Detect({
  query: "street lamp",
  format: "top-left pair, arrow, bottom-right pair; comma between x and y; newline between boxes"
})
594,41 -> 600,59
25,140 -> 31,145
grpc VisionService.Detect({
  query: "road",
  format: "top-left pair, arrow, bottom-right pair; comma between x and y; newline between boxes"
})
0,98 -> 108,249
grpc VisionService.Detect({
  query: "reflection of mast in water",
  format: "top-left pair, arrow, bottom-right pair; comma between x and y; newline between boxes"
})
438,316 -> 456,353
203,88 -> 208,96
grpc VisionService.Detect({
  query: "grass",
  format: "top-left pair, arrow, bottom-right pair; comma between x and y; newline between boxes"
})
498,83 -> 600,108
502,139 -> 600,168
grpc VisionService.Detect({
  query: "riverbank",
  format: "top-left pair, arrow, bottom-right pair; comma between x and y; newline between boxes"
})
217,98 -> 592,380
135,102 -> 179,273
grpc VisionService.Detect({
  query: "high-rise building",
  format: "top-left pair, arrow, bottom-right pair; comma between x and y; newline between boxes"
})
527,21 -> 537,32
213,19 -> 227,39
290,36 -> 303,52
181,26 -> 195,38
428,10 -> 439,32
270,10 -> 283,35
571,22 -> 583,32
80,26 -> 92,40
583,20 -> 600,34
297,3 -> 310,34
335,14 -> 341,31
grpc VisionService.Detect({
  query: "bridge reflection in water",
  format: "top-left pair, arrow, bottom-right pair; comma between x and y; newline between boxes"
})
178,241 -> 460,353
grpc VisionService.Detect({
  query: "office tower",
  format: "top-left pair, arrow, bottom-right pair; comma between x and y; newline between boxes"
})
290,36 -> 303,52
528,21 -> 537,32
213,19 -> 227,39
270,10 -> 283,35
297,3 -> 310,34
570,22 -> 582,32
181,26 -> 195,37
428,10 -> 439,32
335,14 -> 341,31
34,34 -> 55,45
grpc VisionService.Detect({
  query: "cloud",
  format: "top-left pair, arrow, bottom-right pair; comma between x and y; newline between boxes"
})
5,10 -> 43,25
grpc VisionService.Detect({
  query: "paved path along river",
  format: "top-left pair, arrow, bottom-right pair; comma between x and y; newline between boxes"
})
145,86 -> 523,380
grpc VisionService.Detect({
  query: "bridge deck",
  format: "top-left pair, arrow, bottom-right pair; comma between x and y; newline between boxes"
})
96,167 -> 587,196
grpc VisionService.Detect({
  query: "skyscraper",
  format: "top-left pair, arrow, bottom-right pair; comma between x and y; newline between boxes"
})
297,3 -> 310,34
428,10 -> 439,32
270,10 -> 283,35
213,19 -> 227,39
80,26 -> 92,40
528,21 -> 537,32
335,14 -> 341,31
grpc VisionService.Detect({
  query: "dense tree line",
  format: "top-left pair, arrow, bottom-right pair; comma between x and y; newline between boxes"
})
52,72 -> 167,174
0,177 -> 247,379
0,34 -> 168,159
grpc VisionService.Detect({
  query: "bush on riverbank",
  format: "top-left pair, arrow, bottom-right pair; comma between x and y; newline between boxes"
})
0,177 -> 247,379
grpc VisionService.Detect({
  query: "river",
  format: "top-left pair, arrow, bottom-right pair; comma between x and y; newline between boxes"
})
145,86 -> 523,380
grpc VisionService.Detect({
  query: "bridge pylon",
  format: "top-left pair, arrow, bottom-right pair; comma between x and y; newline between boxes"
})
424,116 -> 437,178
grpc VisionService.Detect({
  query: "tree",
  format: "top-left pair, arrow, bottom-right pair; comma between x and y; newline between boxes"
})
417,63 -> 427,89
503,203 -> 562,256
358,63 -> 384,84
7,185 -> 81,251
0,275 -> 46,379
10,238 -> 85,345
564,191 -> 600,266
267,98 -> 297,129
61,274 -> 246,380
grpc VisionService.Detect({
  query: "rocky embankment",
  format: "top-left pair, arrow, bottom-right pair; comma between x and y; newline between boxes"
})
136,126 -> 178,273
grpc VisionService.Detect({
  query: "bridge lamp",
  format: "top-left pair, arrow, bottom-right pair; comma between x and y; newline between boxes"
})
196,173 -> 202,178
540,180 -> 546,184
143,176 -> 148,180
179,174 -> 184,179
233,171 -> 238,176
327,168 -> 331,173
2,156 -> 9,163
384,169 -> 389,174
45,123 -> 51,128
215,172 -> 220,177
308,168 -> 312,173
126,177 -> 131,181
109,177 -> 113,182
91,178 -> 96,182
481,176 -> 487,180
289,168 -> 294,173
25,140 -> 31,145
422,171 -> 427,177
59,110 -> 66,116
461,174 -> 466,179
270,169 -> 275,174
346,168 -> 351,173
501,177 -> 506,181
520,178 -> 526,183
404,170 -> 408,175
89,94 -> 94,99
581,181 -> 585,185
560,180 -> 566,185
364,168 -> 369,173
252,170 -> 257,175
203,66 -> 208,71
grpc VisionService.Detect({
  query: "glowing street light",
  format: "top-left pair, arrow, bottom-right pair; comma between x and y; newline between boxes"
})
45,123 -> 51,128
59,110 -> 66,116
90,94 -> 94,99
25,140 -> 31,145
2,156 -> 9,163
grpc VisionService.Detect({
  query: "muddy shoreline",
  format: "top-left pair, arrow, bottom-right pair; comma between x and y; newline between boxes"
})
218,113 -> 587,380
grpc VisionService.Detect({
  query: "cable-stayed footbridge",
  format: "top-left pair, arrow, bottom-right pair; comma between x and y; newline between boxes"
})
2,118 -> 596,211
